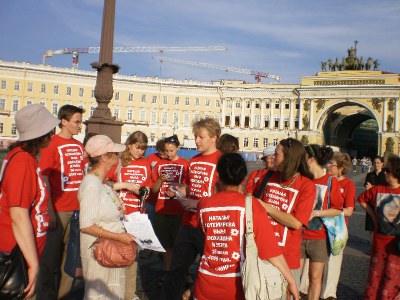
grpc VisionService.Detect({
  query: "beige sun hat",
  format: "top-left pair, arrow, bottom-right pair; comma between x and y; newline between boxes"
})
85,135 -> 126,157
15,104 -> 60,142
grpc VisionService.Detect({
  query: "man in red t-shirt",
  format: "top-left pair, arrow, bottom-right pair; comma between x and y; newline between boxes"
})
160,118 -> 222,300
36,105 -> 85,300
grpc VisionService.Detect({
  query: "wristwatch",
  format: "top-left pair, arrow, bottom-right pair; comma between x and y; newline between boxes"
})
315,210 -> 321,217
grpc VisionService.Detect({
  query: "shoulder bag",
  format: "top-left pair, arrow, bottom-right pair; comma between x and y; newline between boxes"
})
241,195 -> 287,300
320,177 -> 349,256
92,237 -> 136,268
0,151 -> 29,299
64,210 -> 83,278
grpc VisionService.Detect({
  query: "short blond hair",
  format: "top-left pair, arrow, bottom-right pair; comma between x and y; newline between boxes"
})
192,118 -> 221,141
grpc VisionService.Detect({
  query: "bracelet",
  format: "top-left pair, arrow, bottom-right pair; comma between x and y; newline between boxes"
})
99,227 -> 103,238
315,210 -> 321,217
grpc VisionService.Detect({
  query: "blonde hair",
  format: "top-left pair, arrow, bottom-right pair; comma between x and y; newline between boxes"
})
332,152 -> 352,175
121,131 -> 148,167
192,118 -> 221,141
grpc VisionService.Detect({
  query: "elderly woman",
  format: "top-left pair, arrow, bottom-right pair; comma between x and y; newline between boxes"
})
358,155 -> 400,300
78,135 -> 134,299
0,104 -> 59,298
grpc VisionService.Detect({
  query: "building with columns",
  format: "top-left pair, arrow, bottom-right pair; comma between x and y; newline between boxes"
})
0,60 -> 399,157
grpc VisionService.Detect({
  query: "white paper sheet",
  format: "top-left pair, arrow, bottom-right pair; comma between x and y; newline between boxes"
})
123,212 -> 165,252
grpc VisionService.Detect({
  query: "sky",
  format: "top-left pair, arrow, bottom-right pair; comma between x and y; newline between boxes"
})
1,0 -> 399,84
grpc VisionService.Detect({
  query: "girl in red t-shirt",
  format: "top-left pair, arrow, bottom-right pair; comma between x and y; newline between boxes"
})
194,153 -> 299,300
0,104 -> 59,299
301,152 -> 356,299
358,155 -> 400,300
301,144 -> 344,300
151,135 -> 189,284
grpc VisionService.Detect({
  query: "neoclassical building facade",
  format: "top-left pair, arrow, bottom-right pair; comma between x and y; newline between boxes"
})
0,60 -> 399,156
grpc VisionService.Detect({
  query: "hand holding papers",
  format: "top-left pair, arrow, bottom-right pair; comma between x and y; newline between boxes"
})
124,212 -> 165,252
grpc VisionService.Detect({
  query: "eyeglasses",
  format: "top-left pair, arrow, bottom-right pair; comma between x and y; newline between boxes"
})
327,161 -> 338,167
70,120 -> 83,125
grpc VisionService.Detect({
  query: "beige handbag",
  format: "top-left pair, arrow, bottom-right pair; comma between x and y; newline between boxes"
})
241,195 -> 287,300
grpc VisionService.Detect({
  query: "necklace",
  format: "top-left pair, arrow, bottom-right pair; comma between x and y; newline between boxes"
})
280,173 -> 299,188
93,172 -> 126,222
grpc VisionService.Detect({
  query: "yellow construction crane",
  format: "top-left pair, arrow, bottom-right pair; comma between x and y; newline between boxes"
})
42,46 -> 228,69
153,56 -> 281,83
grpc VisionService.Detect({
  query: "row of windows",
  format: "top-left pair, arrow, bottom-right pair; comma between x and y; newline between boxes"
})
225,100 -> 299,109
1,80 -> 220,107
243,137 -> 279,148
0,123 -> 17,135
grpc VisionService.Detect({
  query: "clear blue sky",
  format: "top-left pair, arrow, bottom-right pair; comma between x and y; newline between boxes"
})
1,0 -> 399,83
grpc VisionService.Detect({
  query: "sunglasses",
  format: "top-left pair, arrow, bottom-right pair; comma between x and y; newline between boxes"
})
304,144 -> 316,157
165,135 -> 179,144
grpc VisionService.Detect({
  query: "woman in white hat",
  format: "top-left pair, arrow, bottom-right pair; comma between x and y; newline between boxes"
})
0,104 -> 60,299
78,135 -> 135,299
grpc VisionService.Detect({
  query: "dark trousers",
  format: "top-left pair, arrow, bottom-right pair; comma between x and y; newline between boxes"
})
159,224 -> 204,300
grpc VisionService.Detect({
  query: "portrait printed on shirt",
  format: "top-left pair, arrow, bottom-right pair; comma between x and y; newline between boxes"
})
58,144 -> 84,191
306,183 -> 328,230
188,161 -> 217,200
198,207 -> 244,277
376,193 -> 400,236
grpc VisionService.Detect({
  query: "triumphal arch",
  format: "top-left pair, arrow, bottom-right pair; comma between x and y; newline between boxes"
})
297,69 -> 400,157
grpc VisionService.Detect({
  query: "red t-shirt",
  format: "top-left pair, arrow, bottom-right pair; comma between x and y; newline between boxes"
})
339,177 -> 356,225
255,171 -> 316,269
0,147 -> 49,257
182,150 -> 221,227
107,157 -> 152,215
147,153 -> 162,169
358,185 -> 400,248
244,168 -> 268,194
39,135 -> 84,212
194,191 -> 282,300
152,157 -> 189,215
303,174 -> 344,240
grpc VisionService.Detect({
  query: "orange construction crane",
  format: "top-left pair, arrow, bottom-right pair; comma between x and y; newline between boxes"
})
153,56 -> 281,83
43,46 -> 228,69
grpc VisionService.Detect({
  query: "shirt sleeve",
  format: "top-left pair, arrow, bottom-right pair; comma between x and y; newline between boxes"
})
357,187 -> 375,206
343,179 -> 356,209
79,181 -> 102,229
244,170 -> 258,194
39,143 -> 55,176
4,156 -> 36,209
291,178 -> 316,226
151,162 -> 160,183
252,198 -> 282,260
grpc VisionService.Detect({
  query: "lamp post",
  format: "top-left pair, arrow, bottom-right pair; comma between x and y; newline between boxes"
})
85,0 -> 123,142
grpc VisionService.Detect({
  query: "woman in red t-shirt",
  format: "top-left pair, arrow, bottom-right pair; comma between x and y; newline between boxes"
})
0,104 -> 59,299
301,144 -> 344,300
151,135 -> 188,284
301,152 -> 356,299
194,153 -> 299,300
358,155 -> 400,300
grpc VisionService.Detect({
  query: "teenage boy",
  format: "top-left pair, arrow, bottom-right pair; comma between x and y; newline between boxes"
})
160,118 -> 222,300
36,105 -> 85,299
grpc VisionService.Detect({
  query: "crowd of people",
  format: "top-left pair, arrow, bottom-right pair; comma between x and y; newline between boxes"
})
0,103 -> 399,300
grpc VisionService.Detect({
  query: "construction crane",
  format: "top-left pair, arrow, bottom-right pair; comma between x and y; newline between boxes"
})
153,56 -> 281,83
42,46 -> 228,69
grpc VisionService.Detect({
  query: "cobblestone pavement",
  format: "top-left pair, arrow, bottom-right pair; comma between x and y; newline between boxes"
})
136,164 -> 372,300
